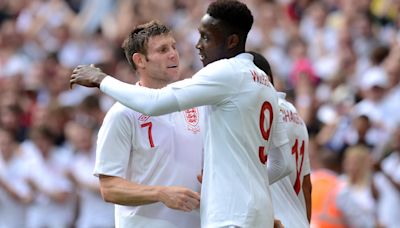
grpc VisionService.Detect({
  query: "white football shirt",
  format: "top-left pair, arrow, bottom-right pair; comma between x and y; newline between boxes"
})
270,178 -> 309,228
277,93 -> 310,215
94,103 -> 205,228
100,53 -> 289,228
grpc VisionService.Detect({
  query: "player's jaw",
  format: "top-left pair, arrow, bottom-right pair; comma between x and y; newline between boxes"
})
160,62 -> 181,83
164,49 -> 180,81
166,62 -> 179,76
165,56 -> 180,81
198,48 -> 225,67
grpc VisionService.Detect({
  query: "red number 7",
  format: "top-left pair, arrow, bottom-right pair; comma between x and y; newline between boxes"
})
141,122 -> 154,148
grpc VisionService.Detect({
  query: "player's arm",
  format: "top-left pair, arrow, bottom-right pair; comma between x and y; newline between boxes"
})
95,105 -> 200,212
70,63 -> 233,116
98,175 -> 200,212
267,142 -> 293,184
267,111 -> 295,184
301,136 -> 312,222
302,174 -> 312,222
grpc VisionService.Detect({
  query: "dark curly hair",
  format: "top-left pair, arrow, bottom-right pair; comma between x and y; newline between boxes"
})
122,20 -> 171,70
207,0 -> 253,37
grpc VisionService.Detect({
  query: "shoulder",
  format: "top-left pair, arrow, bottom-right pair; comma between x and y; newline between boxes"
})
98,103 -> 142,138
278,96 -> 296,112
194,54 -> 256,85
106,102 -> 138,116
197,58 -> 235,77
102,103 -> 139,125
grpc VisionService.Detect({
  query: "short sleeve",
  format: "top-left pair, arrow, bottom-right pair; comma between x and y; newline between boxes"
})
94,104 -> 134,178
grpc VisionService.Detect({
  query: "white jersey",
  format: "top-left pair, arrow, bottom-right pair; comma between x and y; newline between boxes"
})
94,103 -> 205,228
100,53 -> 289,228
269,93 -> 310,227
270,178 -> 309,228
277,93 -> 310,214
171,54 -> 288,227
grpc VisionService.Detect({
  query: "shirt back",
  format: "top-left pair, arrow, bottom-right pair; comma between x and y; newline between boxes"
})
278,94 -> 311,213
171,53 -> 288,227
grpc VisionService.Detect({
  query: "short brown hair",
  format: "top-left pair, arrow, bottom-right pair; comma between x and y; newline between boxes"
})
122,20 -> 171,70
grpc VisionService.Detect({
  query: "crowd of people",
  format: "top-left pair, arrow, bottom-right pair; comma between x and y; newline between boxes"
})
0,0 -> 400,227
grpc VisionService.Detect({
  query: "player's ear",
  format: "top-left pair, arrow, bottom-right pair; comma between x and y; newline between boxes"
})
227,34 -> 239,49
133,53 -> 146,69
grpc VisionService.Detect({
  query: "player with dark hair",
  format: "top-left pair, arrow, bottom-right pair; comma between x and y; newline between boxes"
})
249,51 -> 311,227
70,1 -> 293,227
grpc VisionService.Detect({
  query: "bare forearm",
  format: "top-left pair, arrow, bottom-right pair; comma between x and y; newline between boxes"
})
99,175 -> 200,211
99,175 -> 160,206
302,174 -> 312,222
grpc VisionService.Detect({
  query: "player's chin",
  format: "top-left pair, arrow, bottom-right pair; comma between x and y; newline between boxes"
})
167,68 -> 179,77
200,57 -> 212,67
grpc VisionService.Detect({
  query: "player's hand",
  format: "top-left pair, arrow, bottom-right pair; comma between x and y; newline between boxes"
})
197,169 -> 203,184
70,64 -> 107,89
274,219 -> 284,228
158,186 -> 200,212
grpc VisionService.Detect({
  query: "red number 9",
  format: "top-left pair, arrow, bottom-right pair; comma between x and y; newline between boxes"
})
259,101 -> 273,164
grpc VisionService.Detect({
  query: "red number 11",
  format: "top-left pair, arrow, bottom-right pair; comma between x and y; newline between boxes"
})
292,139 -> 305,194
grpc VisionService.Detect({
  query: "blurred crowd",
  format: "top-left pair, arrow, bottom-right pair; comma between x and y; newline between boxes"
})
0,0 -> 399,227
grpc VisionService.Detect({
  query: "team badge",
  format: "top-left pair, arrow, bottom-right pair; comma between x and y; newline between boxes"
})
138,114 -> 150,122
184,108 -> 200,133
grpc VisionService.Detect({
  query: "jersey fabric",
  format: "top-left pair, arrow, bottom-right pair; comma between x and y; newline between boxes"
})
100,53 -> 289,228
278,93 -> 310,212
94,103 -> 205,228
270,178 -> 309,228
269,93 -> 310,227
